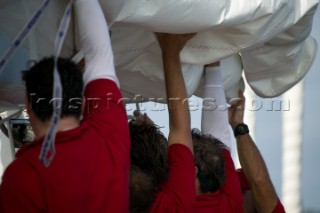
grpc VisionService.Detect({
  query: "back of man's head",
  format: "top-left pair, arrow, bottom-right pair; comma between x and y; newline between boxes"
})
129,121 -> 169,187
22,57 -> 83,122
129,121 -> 169,212
192,129 -> 226,193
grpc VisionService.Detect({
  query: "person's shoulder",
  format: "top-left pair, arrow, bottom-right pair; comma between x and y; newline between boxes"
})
4,158 -> 31,173
84,78 -> 119,93
83,78 -> 124,114
1,158 -> 37,188
167,144 -> 194,169
222,148 -> 233,162
272,198 -> 286,213
168,143 -> 193,157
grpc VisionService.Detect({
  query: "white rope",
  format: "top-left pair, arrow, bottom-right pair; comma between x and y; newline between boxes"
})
39,0 -> 74,167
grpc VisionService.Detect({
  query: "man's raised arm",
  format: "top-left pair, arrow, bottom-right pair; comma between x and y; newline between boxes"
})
156,33 -> 195,152
229,91 -> 283,213
74,0 -> 118,87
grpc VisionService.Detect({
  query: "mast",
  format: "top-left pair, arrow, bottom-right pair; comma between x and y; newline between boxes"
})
282,81 -> 304,213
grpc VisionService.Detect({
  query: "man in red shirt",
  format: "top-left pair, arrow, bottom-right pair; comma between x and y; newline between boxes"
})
193,129 -> 243,213
194,61 -> 243,212
199,58 -> 284,212
129,33 -> 196,213
0,0 -> 130,212
230,91 -> 286,213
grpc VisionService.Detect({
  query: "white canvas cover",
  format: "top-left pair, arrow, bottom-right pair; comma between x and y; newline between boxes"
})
0,0 -> 318,111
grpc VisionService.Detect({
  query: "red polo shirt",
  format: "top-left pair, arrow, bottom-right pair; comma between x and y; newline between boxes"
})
195,150 -> 243,212
150,144 -> 196,213
0,79 -> 130,213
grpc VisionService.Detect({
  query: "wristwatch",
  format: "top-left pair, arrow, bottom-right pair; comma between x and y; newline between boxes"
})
233,123 -> 249,137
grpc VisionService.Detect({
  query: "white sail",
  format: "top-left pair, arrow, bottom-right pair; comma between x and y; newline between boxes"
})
0,0 -> 318,112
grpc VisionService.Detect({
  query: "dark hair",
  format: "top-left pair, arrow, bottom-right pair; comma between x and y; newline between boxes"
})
22,57 -> 83,122
129,121 -> 169,186
130,165 -> 155,213
129,121 -> 169,212
192,128 -> 226,193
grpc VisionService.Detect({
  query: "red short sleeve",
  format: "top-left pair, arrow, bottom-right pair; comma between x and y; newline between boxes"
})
151,144 -> 195,213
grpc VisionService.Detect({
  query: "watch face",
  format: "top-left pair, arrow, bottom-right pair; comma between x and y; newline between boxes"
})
235,124 -> 249,136
239,126 -> 246,133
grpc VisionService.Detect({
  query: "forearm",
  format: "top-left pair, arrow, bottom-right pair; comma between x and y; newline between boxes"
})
74,0 -> 118,87
161,50 -> 192,151
236,133 -> 278,212
201,65 -> 231,148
